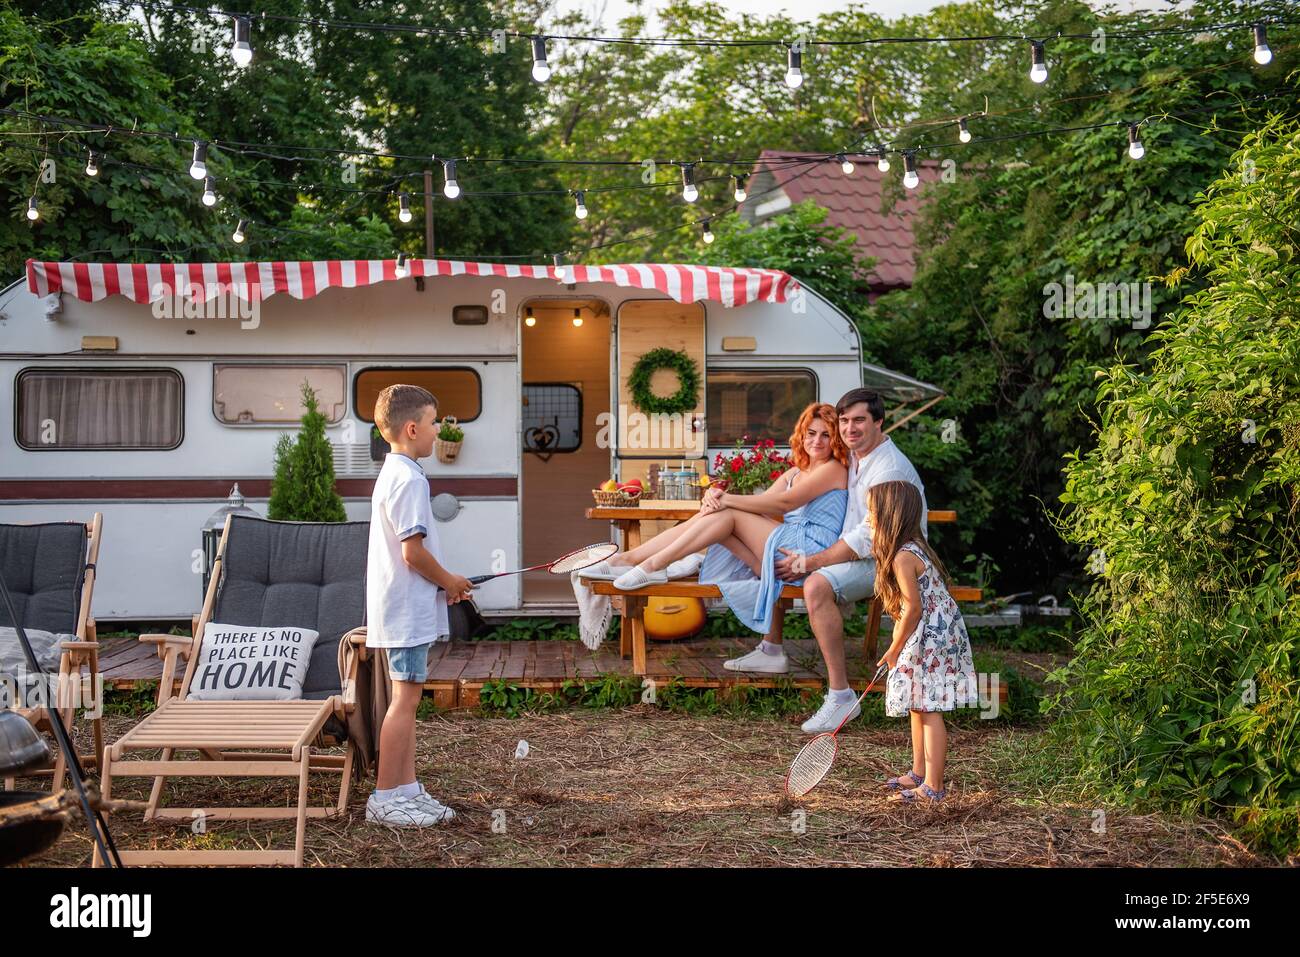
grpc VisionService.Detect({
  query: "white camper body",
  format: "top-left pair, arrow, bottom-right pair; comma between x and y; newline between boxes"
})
0,262 -> 867,622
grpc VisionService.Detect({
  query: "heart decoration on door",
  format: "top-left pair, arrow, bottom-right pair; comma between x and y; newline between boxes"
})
524,424 -> 561,461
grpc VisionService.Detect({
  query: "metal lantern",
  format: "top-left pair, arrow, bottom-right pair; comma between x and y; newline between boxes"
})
201,484 -> 260,600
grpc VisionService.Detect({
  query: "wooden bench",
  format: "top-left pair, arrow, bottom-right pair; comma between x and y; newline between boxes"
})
582,509 -> 978,676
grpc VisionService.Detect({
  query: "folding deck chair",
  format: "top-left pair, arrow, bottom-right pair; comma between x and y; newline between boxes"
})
97,514 -> 369,867
0,515 -> 104,793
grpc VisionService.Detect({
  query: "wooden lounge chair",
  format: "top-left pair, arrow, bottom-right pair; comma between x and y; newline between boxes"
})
0,514 -> 104,793
96,514 -> 369,867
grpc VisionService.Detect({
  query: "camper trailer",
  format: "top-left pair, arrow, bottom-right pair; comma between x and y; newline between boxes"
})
0,258 -> 934,623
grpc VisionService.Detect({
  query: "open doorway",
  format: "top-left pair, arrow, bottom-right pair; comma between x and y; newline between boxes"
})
520,298 -> 612,604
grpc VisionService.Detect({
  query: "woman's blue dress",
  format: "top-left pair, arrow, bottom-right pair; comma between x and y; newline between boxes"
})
697,472 -> 848,634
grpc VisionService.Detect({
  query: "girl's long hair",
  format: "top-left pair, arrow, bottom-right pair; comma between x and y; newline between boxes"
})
868,481 -> 949,617
788,402 -> 849,470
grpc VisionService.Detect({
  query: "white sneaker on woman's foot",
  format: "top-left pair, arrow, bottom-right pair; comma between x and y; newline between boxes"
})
612,563 -> 668,590
722,646 -> 789,674
664,552 -> 705,580
800,692 -> 861,734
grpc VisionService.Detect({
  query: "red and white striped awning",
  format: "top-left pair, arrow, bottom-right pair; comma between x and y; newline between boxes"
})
26,258 -> 799,308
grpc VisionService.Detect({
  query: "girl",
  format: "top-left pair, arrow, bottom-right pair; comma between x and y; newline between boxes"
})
869,480 -> 978,803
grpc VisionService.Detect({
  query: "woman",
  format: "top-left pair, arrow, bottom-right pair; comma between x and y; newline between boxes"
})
601,403 -> 849,635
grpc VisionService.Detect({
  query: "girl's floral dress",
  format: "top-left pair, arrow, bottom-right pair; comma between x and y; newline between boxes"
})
885,541 -> 979,717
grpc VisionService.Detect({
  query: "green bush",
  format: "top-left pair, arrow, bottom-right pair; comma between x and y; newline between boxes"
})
267,382 -> 347,522
1053,118 -> 1300,853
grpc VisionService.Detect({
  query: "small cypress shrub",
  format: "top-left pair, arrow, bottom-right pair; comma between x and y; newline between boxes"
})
267,381 -> 348,522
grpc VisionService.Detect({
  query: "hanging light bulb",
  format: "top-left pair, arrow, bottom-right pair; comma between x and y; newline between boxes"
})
85,150 -> 100,177
681,164 -> 698,203
1253,25 -> 1272,65
189,141 -> 208,179
1127,123 -> 1145,160
553,253 -> 570,283
26,196 -> 39,221
838,153 -> 855,175
958,117 -> 972,143
573,189 -> 588,219
732,174 -> 748,203
525,306 -> 536,327
701,218 -> 714,244
398,191 -> 412,223
1029,40 -> 1048,84
202,176 -> 218,207
442,158 -> 460,199
395,252 -> 409,278
531,36 -> 551,82
785,45 -> 804,89
232,219 -> 248,243
231,15 -> 253,68
903,152 -> 919,189
875,148 -> 891,173
572,307 -> 583,328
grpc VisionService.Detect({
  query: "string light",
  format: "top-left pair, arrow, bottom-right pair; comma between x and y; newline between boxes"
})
85,150 -> 100,176
573,189 -> 588,219
785,45 -> 804,89
1253,25 -> 1273,64
875,148 -> 891,173
442,158 -> 460,199
1029,40 -> 1048,84
231,15 -> 253,68
732,173 -> 748,202
26,196 -> 39,221
1127,123 -> 1145,160
524,305 -> 536,327
552,252 -> 570,282
232,219 -> 248,243
531,37 -> 551,82
189,141 -> 208,179
681,163 -> 698,203
395,252 -> 409,277
202,176 -> 217,206
572,307 -> 583,327
837,153 -> 855,174
398,191 -> 412,222
903,151 -> 919,189
958,117 -> 972,143
701,218 -> 714,244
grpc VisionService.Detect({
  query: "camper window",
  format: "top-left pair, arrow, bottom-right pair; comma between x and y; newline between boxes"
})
522,383 -> 582,452
213,364 -> 346,425
705,369 -> 817,447
15,367 -> 184,450
353,367 -> 482,423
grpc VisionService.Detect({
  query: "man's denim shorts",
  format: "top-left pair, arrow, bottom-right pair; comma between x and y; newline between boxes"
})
812,559 -> 877,612
386,643 -> 433,683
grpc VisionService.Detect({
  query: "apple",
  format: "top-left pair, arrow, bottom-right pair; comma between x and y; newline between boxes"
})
618,483 -> 642,496
625,478 -> 643,488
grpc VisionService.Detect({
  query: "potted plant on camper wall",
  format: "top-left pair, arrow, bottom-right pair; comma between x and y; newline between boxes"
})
435,416 -> 464,464
370,424 -> 390,461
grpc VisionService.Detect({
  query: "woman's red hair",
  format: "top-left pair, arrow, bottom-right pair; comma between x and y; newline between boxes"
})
788,403 -> 849,470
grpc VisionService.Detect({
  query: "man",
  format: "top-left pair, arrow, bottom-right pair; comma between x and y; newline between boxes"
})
722,388 -> 927,733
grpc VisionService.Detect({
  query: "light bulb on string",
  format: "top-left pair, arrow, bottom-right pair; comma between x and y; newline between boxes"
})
1029,40 -> 1048,84
531,37 -> 551,82
553,253 -> 570,283
1127,123 -> 1145,160
573,190 -> 588,219
958,117 -> 972,143
231,15 -> 253,68
681,164 -> 698,203
232,219 -> 248,243
189,141 -> 208,179
442,159 -> 460,199
524,306 -> 536,327
732,174 -> 748,203
26,196 -> 39,221
85,150 -> 100,176
701,219 -> 714,244
903,152 -> 919,189
1253,25 -> 1272,65
398,191 -> 412,223
572,307 -> 583,328
395,252 -> 409,278
838,153 -> 855,175
785,45 -> 804,89
875,148 -> 890,173
202,176 -> 218,207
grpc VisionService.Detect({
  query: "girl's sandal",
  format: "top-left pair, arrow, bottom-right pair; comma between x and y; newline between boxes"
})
885,771 -> 925,791
891,784 -> 947,804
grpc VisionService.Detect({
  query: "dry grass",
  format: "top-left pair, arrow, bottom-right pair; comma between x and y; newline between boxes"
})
18,708 -> 1268,868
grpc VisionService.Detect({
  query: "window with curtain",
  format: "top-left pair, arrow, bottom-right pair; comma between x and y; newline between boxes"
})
706,369 -> 817,446
16,368 -> 184,450
213,364 -> 346,424
353,367 -> 482,422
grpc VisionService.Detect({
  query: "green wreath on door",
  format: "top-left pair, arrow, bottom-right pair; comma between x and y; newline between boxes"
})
628,347 -> 701,415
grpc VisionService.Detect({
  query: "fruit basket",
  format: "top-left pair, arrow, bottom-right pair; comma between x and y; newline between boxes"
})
592,486 -> 642,507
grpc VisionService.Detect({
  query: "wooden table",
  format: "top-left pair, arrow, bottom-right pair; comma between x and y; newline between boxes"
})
585,502 -> 701,551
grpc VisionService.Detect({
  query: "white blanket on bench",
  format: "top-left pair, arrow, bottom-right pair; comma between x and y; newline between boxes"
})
570,571 -> 611,650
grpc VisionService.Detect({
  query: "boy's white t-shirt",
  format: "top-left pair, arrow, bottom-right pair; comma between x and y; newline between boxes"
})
366,453 -> 450,648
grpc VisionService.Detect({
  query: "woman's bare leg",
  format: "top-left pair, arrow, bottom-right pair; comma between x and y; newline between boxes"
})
611,511 -> 706,565
718,534 -> 761,575
643,510 -> 777,572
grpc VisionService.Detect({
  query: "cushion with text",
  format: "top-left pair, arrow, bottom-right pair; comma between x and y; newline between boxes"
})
188,623 -> 321,701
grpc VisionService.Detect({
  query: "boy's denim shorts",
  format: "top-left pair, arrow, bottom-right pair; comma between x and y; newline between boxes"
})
386,643 -> 433,683
812,559 -> 877,614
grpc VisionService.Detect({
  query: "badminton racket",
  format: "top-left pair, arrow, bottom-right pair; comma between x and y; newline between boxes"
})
785,661 -> 890,798
467,542 -> 618,584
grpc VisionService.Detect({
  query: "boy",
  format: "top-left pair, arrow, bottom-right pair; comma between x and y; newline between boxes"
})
365,384 -> 474,827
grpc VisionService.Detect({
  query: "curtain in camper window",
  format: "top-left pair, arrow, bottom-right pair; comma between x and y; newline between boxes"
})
16,369 -> 183,449
706,370 -> 816,446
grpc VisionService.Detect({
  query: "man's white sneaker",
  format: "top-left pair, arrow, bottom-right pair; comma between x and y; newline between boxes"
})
365,792 -> 444,828
722,646 -> 789,674
413,785 -> 456,823
800,693 -> 861,734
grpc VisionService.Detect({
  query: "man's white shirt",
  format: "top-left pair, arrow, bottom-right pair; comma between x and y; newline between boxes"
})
839,435 -> 928,559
